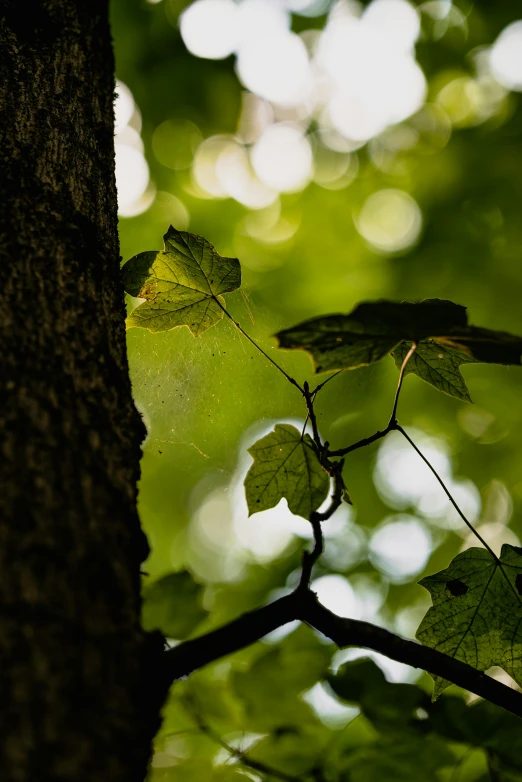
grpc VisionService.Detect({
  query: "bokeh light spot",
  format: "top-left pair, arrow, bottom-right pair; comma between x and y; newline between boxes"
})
237,31 -> 312,106
180,0 -> 241,59
490,21 -> 522,92
304,682 -> 359,725
114,80 -> 135,134
356,189 -> 422,253
192,135 -> 236,198
115,145 -> 151,216
313,574 -> 360,619
216,142 -> 278,208
374,429 -> 451,509
152,119 -> 203,170
362,0 -> 421,53
251,124 -> 313,192
369,515 -> 432,582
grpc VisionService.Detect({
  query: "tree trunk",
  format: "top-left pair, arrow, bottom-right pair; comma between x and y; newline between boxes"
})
0,2 -> 164,779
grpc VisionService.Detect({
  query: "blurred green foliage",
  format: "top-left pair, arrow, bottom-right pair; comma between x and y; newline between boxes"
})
111,0 -> 522,777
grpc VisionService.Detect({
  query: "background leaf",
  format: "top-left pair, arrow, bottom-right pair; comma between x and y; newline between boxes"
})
327,658 -> 428,728
142,571 -> 208,639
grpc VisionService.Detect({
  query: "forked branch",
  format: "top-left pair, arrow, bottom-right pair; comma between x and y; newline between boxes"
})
163,587 -> 522,720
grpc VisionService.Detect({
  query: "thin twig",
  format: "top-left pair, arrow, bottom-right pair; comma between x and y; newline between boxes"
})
310,370 -> 344,396
448,749 -> 472,782
303,381 -> 321,449
215,298 -> 303,392
327,426 -> 393,458
396,425 -> 498,560
327,342 -> 417,458
188,706 -> 301,782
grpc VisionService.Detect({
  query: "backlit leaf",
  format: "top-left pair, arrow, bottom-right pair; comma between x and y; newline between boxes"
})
122,226 -> 240,335
275,299 -> 467,373
392,340 -> 476,402
275,299 -> 522,400
244,424 -> 330,520
417,545 -> 522,698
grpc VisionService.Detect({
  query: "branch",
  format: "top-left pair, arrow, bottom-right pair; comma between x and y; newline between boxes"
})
163,592 -> 300,681
163,588 -> 522,721
296,592 -> 522,719
327,426 -> 392,458
299,464 -> 345,590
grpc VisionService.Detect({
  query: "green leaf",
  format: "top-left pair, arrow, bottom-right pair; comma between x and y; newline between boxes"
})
275,299 -> 522,400
148,757 -> 214,782
392,340 -> 476,402
244,424 -> 330,520
429,696 -> 522,773
327,658 -> 428,727
142,571 -> 208,639
122,226 -> 240,335
342,735 -> 454,782
247,727 -> 331,777
231,625 -> 333,731
416,545 -> 522,698
274,299 -> 467,373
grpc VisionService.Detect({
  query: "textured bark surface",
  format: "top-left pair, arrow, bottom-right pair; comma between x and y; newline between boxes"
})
0,2 -> 165,779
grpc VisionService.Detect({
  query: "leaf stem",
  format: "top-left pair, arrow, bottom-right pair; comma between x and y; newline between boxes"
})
396,425 -> 499,560
310,369 -> 344,396
215,299 -> 303,392
389,341 -> 417,426
327,343 -> 417,458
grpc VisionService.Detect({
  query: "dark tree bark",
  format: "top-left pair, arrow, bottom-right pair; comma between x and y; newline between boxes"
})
0,2 -> 165,779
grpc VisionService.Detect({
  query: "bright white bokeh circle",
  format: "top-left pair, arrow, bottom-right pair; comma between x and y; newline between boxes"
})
369,515 -> 432,582
374,429 -> 451,509
237,31 -> 312,106
115,144 -> 150,213
114,81 -> 135,134
251,124 -> 313,191
362,0 -> 421,53
490,21 -> 522,92
312,574 -> 360,619
237,0 -> 290,43
180,0 -> 241,60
